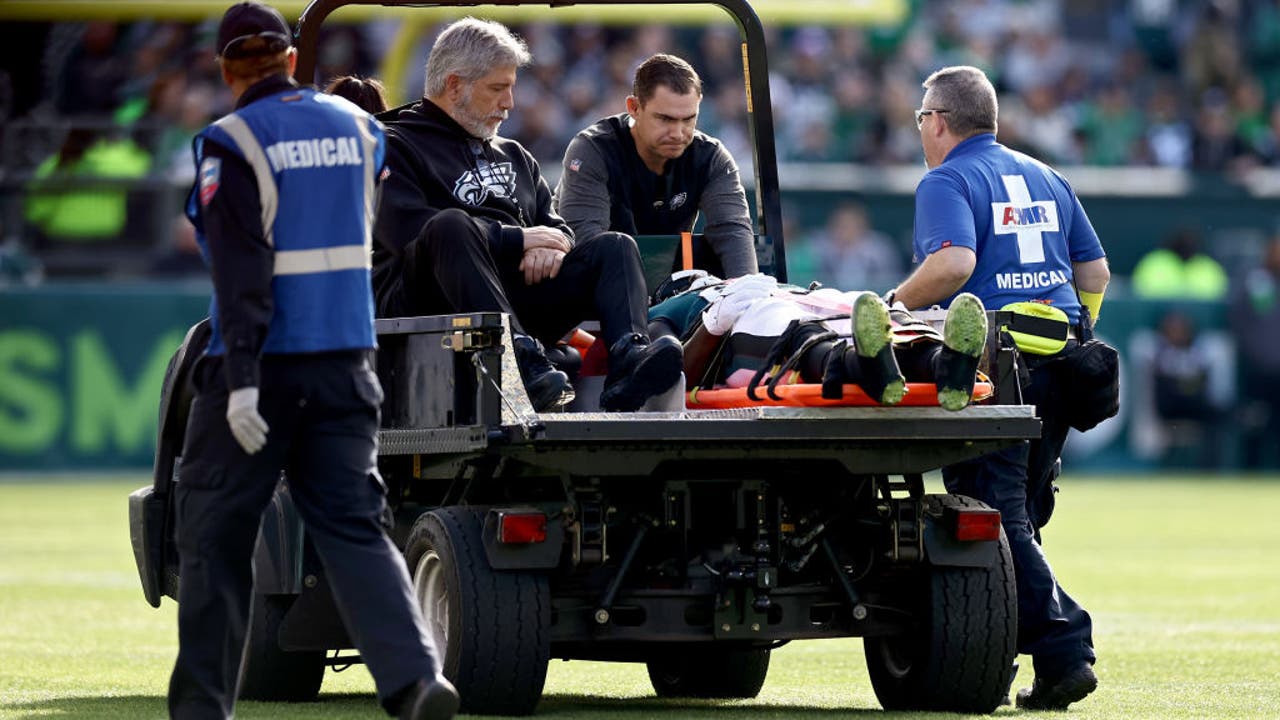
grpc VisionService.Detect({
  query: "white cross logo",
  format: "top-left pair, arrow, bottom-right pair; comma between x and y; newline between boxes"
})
991,174 -> 1058,264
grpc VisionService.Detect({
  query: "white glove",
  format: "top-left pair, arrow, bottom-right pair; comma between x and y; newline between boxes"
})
661,268 -> 723,295
226,387 -> 269,455
700,273 -> 778,335
686,271 -> 722,293
698,272 -> 777,304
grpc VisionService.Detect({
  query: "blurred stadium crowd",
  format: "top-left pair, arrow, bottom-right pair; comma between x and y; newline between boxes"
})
6,0 -> 1280,279
3,0 -> 1280,470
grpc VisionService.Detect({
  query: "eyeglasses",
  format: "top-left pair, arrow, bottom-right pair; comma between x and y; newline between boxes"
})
914,108 -> 949,129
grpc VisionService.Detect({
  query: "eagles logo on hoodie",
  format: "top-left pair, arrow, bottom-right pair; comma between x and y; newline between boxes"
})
371,97 -> 575,316
453,159 -> 517,206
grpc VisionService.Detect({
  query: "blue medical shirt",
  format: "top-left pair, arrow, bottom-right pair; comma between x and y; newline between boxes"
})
912,134 -> 1105,323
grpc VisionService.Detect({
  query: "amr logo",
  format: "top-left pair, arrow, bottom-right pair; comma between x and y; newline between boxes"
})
453,160 -> 517,206
991,174 -> 1059,264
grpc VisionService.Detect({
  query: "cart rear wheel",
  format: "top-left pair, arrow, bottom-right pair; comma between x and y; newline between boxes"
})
405,507 -> 550,716
863,494 -> 1016,713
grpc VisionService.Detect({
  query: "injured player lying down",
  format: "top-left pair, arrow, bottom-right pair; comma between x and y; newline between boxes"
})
647,272 -> 989,410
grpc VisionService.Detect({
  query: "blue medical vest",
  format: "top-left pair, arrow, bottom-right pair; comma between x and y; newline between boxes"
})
188,87 -> 383,354
911,134 -> 1105,323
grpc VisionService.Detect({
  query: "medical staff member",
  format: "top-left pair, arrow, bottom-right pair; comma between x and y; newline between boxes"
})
168,4 -> 456,719
888,65 -> 1111,711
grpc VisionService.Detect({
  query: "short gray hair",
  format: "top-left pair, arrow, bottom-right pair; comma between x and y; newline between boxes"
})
922,65 -> 998,137
424,18 -> 531,97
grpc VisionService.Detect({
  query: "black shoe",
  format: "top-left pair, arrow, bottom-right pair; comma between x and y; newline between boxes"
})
512,335 -> 574,412
398,676 -> 460,720
544,342 -> 582,381
1016,663 -> 1097,710
600,333 -> 683,412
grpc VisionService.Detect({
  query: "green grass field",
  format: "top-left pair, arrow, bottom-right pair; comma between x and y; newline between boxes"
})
2,474 -> 1279,719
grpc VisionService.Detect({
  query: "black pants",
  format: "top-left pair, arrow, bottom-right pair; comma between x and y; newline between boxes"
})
168,353 -> 438,719
775,334 -> 944,387
382,208 -> 648,348
942,345 -> 1095,680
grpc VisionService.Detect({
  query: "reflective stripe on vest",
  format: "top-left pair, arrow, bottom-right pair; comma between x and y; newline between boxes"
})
214,114 -> 279,248
274,244 -> 370,275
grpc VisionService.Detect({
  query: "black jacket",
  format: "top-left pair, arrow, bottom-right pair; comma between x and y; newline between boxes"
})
372,99 -> 572,297
577,113 -> 708,235
553,113 -> 756,277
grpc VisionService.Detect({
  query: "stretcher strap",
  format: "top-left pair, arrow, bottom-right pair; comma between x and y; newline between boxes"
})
764,329 -> 836,400
747,320 -> 838,400
821,340 -> 850,400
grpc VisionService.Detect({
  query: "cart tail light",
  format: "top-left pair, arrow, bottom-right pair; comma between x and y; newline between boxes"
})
498,511 -> 547,544
954,508 -> 1001,542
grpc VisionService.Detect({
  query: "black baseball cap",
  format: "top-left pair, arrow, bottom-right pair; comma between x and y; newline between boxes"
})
216,2 -> 293,59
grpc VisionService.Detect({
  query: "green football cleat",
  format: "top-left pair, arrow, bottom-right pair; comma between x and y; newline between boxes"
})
943,292 -> 988,356
851,292 -> 906,405
937,293 -> 987,411
852,291 -> 892,358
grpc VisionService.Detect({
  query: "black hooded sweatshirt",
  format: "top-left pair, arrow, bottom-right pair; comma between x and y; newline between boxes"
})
371,98 -> 573,301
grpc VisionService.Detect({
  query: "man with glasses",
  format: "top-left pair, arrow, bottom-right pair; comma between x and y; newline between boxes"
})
169,3 -> 456,718
888,65 -> 1111,711
914,107 -> 948,129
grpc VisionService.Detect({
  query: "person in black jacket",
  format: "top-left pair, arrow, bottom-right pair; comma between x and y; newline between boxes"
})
554,53 -> 757,280
373,18 -> 682,413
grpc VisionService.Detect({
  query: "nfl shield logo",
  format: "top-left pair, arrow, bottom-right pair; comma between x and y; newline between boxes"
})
199,157 -> 221,207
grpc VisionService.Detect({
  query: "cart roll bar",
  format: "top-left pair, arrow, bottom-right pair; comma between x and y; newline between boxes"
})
295,0 -> 787,281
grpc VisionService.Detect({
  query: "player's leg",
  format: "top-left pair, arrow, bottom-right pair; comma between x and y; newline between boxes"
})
843,291 -> 906,404
935,292 -> 987,410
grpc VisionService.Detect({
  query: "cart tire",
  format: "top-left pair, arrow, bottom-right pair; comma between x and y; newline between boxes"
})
863,494 -> 1016,713
405,507 -> 550,716
646,645 -> 770,698
238,593 -> 325,702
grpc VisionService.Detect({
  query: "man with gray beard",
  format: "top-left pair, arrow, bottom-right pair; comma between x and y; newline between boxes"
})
373,17 -> 682,413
